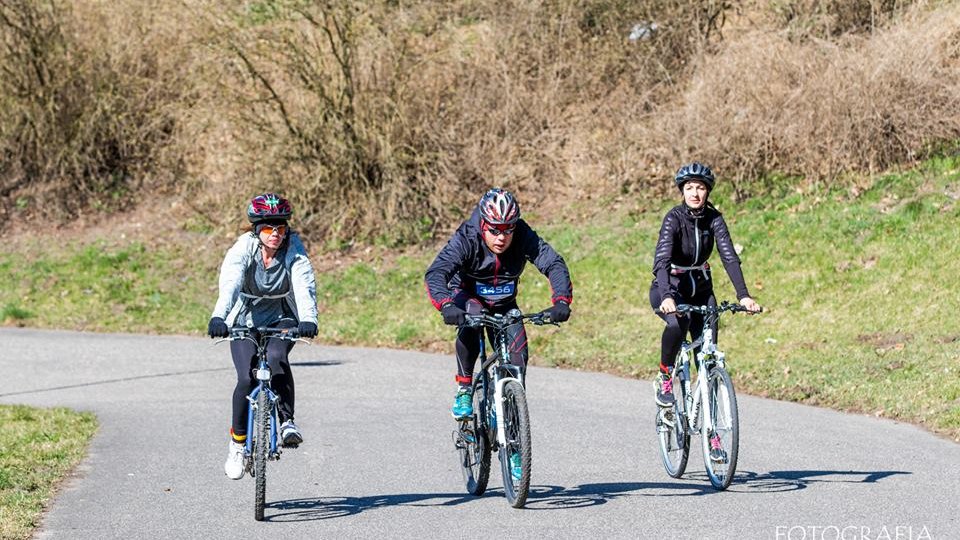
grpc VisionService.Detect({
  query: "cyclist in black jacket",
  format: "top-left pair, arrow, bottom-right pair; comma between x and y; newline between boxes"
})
425,188 -> 573,419
651,162 -> 761,407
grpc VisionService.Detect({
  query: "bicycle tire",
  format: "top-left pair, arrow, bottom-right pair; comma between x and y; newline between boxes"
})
702,366 -> 739,490
655,371 -> 689,478
254,390 -> 269,521
458,390 -> 491,495
499,380 -> 532,508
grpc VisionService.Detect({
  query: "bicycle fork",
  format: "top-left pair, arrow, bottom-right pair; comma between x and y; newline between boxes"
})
245,384 -> 281,460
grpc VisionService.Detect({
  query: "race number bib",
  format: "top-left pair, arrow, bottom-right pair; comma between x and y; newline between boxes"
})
475,281 -> 516,301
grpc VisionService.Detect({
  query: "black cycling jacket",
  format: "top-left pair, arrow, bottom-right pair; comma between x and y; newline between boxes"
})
651,203 -> 750,303
425,208 -> 573,310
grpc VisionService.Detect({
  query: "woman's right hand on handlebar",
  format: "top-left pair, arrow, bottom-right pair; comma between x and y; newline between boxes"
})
208,317 -> 229,338
659,297 -> 677,315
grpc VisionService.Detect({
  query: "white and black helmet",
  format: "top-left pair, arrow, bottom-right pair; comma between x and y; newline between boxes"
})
477,188 -> 520,225
674,162 -> 715,191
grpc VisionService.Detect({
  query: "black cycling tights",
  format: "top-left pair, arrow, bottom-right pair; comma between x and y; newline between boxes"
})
652,291 -> 718,374
454,296 -> 528,386
229,327 -> 297,437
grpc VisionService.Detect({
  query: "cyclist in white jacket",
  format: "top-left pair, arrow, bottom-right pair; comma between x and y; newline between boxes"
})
207,193 -> 318,480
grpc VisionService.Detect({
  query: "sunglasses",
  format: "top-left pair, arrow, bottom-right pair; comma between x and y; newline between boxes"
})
485,225 -> 515,237
259,224 -> 287,236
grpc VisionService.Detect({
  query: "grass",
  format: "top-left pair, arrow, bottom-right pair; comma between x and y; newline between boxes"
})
2,157 -> 959,440
0,240 -> 214,334
0,405 -> 97,540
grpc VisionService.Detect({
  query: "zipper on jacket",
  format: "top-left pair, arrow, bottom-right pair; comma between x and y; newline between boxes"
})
692,218 -> 700,296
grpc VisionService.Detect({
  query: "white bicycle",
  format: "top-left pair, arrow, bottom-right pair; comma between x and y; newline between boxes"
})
655,301 -> 759,490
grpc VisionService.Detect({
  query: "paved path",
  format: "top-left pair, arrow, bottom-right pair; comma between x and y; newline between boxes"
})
2,328 -> 957,539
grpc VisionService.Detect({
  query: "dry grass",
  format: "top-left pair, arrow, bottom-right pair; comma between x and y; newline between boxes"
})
636,1 -> 960,197
1,0 -> 958,244
0,0 -> 202,221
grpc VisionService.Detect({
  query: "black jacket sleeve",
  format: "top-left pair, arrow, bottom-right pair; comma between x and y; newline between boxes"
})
518,222 -> 573,304
424,227 -> 469,310
712,214 -> 751,300
652,211 -> 679,302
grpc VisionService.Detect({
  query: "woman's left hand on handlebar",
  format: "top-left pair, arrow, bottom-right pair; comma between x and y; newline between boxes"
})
739,297 -> 762,313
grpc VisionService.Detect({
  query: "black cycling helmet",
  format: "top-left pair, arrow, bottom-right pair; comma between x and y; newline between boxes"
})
477,188 -> 520,225
674,162 -> 715,191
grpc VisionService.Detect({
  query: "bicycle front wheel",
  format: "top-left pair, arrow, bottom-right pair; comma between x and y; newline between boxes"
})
701,366 -> 739,490
499,380 -> 531,508
457,390 -> 491,495
254,390 -> 269,520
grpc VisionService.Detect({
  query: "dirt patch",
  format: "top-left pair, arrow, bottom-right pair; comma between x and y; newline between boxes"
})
856,331 -> 913,353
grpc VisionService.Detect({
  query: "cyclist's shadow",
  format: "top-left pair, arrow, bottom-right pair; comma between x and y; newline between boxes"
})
263,470 -> 910,520
263,492 -> 488,521
520,469 -> 911,509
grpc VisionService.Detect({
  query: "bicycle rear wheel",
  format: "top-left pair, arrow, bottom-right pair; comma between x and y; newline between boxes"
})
701,366 -> 739,490
457,390 -> 491,495
655,374 -> 689,478
499,380 -> 531,508
254,390 -> 269,521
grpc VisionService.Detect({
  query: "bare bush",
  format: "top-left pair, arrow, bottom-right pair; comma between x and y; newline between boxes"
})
209,0 -> 737,245
771,0 -> 917,39
637,2 -> 960,197
0,0 -> 195,221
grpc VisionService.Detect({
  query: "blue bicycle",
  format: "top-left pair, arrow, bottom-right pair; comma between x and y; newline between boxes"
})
218,326 -> 307,521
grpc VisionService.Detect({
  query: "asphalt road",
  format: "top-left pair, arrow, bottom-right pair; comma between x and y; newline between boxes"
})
2,328 -> 957,539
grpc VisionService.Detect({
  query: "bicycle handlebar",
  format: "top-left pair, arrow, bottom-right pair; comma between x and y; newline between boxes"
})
214,326 -> 307,345
463,310 -> 560,329
674,301 -> 763,315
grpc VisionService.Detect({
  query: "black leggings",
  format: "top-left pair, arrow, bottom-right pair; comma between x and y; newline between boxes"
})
229,324 -> 297,437
650,287 -> 718,374
453,294 -> 528,386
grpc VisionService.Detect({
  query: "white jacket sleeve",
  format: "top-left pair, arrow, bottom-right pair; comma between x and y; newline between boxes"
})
211,235 -> 253,323
287,234 -> 318,325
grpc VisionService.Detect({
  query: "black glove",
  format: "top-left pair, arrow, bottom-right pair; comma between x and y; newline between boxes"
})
546,301 -> 571,323
441,303 -> 467,326
207,317 -> 229,338
298,321 -> 318,338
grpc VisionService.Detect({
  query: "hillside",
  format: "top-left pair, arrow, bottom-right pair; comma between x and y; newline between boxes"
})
3,156 -> 958,440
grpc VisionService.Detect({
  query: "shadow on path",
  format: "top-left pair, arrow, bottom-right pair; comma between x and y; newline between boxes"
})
520,469 -> 912,509
289,360 -> 343,367
262,469 -> 909,520
0,367 -> 233,398
264,492 -> 482,522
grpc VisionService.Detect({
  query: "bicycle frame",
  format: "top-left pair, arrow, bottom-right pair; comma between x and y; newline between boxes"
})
675,323 -> 726,435
245,355 -> 281,459
470,313 -> 526,448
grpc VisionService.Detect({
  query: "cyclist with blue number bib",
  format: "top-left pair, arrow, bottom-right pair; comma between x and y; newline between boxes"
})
650,163 -> 761,409
425,188 -> 573,419
207,193 -> 318,480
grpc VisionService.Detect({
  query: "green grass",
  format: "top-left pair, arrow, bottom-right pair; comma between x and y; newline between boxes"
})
2,157 -> 959,440
0,405 -> 97,540
0,240 -> 214,334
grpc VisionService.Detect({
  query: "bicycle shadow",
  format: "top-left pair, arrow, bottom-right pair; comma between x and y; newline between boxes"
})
262,492 -> 486,522
727,469 -> 912,493
521,469 -> 911,509
261,468 -> 911,520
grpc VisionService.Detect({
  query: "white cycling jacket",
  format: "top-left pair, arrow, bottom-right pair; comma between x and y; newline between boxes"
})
211,232 -> 318,327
